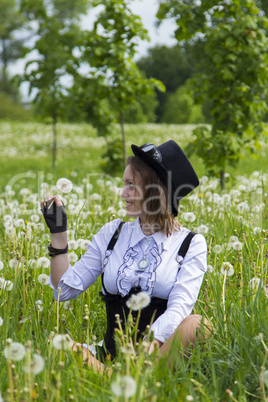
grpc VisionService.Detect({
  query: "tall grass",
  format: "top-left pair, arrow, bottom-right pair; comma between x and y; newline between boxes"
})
0,122 -> 268,401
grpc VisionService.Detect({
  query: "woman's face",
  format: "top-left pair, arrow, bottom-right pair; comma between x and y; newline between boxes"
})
121,165 -> 145,221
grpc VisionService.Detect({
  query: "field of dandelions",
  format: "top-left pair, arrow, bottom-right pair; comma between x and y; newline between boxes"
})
1,121 -> 268,401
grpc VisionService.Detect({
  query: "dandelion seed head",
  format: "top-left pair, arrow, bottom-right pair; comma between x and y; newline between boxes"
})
68,252 -> 78,263
213,244 -> 222,254
249,277 -> 261,291
0,316 -> 3,326
118,208 -> 127,218
68,240 -> 78,250
56,178 -> 73,194
263,371 -> 268,387
220,262 -> 234,276
183,212 -> 196,222
38,274 -> 49,285
0,261 -> 3,270
37,257 -> 50,268
4,342 -> 26,361
232,241 -> 243,251
126,292 -> 150,311
63,301 -> 73,311
111,375 -> 136,397
24,353 -> 45,375
52,334 -> 72,350
207,265 -> 214,273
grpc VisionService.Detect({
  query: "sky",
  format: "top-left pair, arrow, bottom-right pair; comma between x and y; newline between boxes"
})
10,0 -> 177,99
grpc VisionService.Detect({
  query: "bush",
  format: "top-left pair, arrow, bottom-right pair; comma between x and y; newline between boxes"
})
161,84 -> 204,124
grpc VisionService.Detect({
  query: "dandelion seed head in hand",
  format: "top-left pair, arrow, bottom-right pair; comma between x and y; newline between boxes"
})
4,341 -> 26,361
220,262 -> 234,276
24,353 -> 45,375
52,334 -> 72,350
126,292 -> 150,311
111,375 -> 137,398
56,178 -> 73,194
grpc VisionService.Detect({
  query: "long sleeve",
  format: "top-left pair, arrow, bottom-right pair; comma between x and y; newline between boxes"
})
149,234 -> 207,343
49,219 -> 122,301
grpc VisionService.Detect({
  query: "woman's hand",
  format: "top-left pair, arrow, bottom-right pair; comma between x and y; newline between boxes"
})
148,339 -> 163,355
40,195 -> 67,234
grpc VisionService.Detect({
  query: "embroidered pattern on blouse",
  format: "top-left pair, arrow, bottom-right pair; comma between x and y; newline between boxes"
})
117,242 -> 164,297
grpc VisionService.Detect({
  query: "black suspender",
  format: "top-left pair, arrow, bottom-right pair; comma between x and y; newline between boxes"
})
105,223 -> 196,264
176,231 -> 196,264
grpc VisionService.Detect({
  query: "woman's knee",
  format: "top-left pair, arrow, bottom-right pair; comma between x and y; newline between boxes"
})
179,314 -> 213,342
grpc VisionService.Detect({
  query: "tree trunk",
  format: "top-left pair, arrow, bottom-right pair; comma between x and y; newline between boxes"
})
52,114 -> 57,170
220,169 -> 225,190
120,111 -> 127,167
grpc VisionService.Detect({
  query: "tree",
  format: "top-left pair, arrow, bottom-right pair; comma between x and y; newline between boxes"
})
137,44 -> 193,121
76,0 -> 164,167
0,0 -> 28,100
20,0 -> 87,168
157,0 -> 268,188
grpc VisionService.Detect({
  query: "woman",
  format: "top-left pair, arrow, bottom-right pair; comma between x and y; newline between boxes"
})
41,140 -> 211,373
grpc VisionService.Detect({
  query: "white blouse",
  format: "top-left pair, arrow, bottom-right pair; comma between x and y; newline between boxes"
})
49,218 -> 207,344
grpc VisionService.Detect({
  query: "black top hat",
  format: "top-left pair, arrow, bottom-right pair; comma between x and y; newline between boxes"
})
131,140 -> 199,216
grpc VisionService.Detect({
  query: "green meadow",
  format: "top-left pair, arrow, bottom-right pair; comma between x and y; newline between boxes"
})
0,121 -> 268,401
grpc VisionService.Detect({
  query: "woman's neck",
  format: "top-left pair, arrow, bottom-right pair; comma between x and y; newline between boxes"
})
139,218 -> 159,236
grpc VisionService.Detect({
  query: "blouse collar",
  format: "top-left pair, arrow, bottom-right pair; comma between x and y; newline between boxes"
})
129,218 -> 169,249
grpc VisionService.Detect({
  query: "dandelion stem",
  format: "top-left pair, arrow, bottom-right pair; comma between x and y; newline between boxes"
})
222,271 -> 227,334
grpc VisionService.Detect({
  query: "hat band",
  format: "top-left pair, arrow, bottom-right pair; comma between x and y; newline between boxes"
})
140,143 -> 162,163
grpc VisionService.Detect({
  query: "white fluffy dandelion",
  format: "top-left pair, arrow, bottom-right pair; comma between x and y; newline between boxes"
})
38,274 -> 49,285
249,277 -> 261,291
111,375 -> 136,398
36,300 -> 44,311
68,240 -> 78,250
0,316 -> 3,326
126,292 -> 150,311
0,261 -> 3,270
263,370 -> 268,387
117,209 -> 127,218
232,241 -> 243,251
220,262 -> 234,276
28,259 -> 37,268
24,353 -> 45,375
207,265 -> 214,273
68,252 -> 78,263
37,257 -> 50,268
30,214 -> 40,223
3,280 -> 13,291
183,212 -> 196,222
80,239 -> 91,250
56,178 -> 73,194
4,342 -> 26,361
52,334 -> 72,350
213,245 -> 223,254
63,301 -> 73,311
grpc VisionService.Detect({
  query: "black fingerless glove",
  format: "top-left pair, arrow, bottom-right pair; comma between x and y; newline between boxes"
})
41,201 -> 68,233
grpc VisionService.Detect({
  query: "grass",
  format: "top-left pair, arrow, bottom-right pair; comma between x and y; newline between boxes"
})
0,121 -> 268,401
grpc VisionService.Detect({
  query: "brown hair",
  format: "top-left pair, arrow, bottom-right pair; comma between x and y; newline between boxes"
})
127,156 -> 180,236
